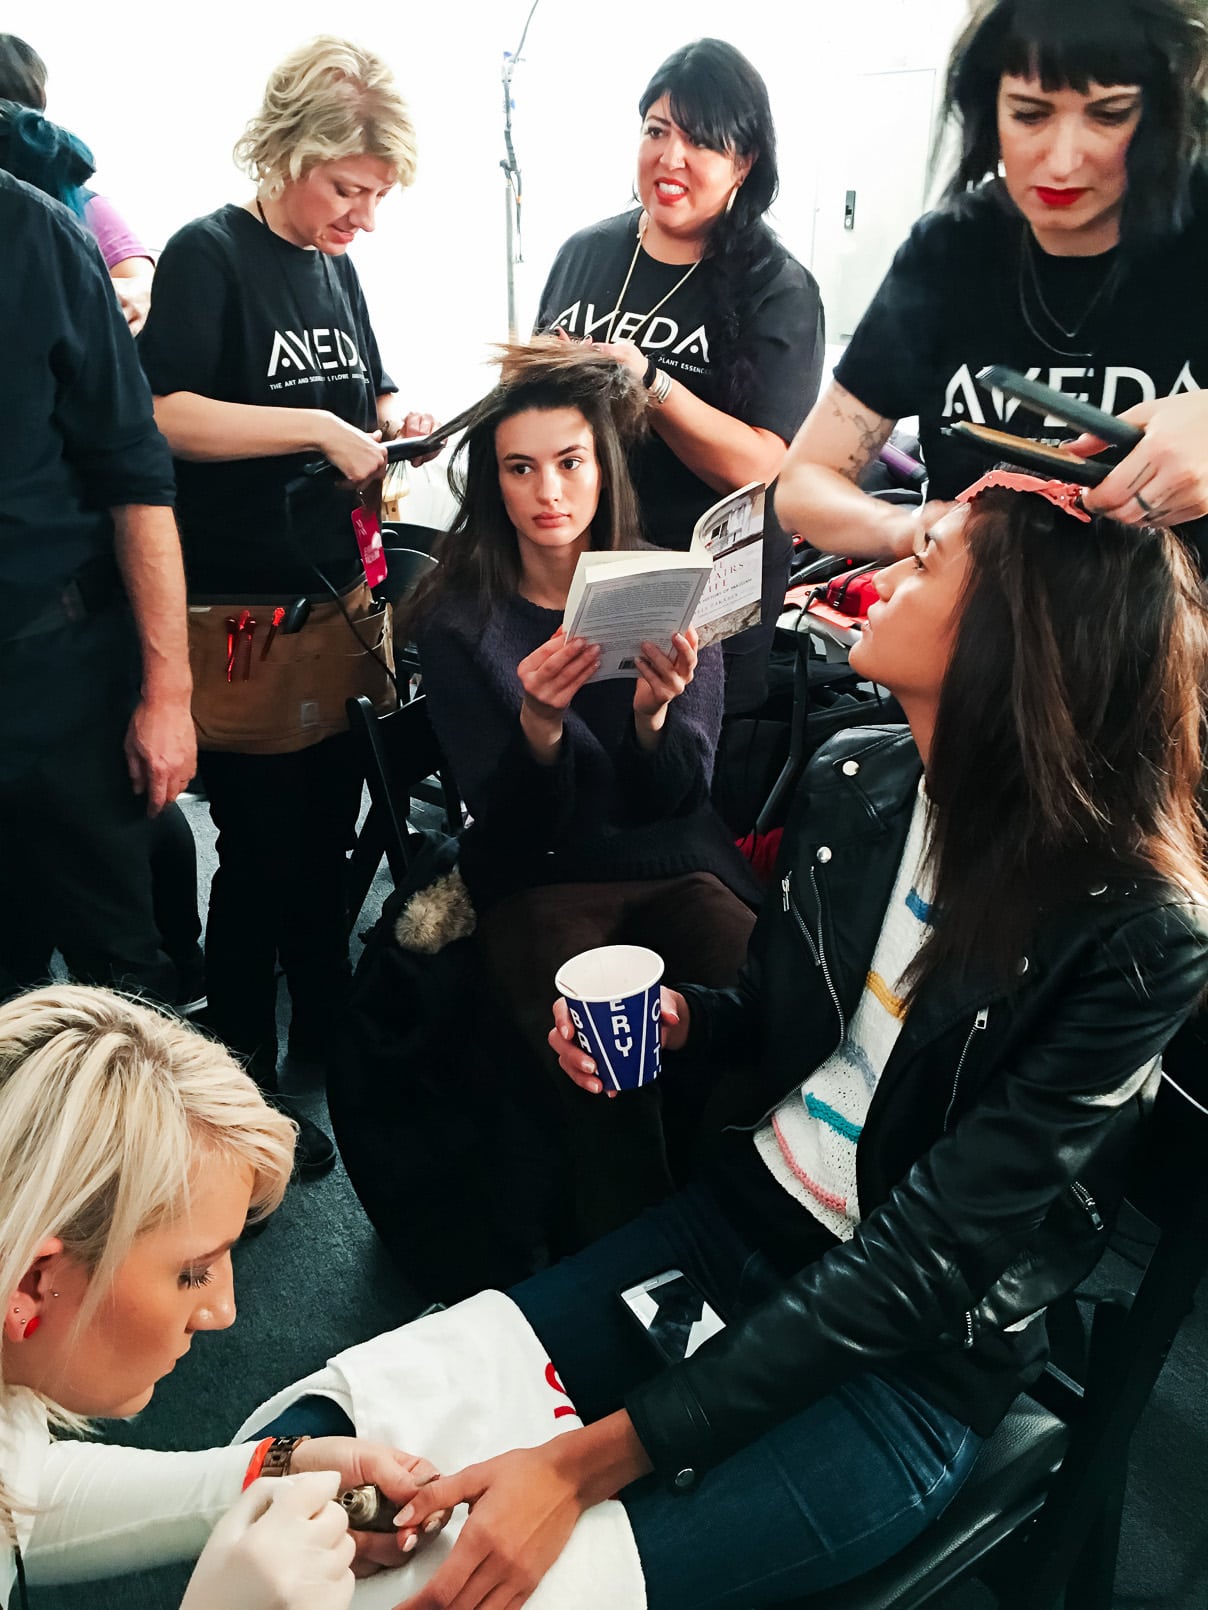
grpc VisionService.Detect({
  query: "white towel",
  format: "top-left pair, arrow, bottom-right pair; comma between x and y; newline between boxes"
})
234,1289 -> 646,1610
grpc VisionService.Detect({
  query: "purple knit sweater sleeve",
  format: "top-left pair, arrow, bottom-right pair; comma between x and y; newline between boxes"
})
414,589 -> 753,910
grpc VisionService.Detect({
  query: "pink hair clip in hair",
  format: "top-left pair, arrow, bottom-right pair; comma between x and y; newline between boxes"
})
955,469 -> 1092,523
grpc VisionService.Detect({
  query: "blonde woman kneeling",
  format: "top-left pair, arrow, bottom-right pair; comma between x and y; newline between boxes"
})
0,987 -> 446,1609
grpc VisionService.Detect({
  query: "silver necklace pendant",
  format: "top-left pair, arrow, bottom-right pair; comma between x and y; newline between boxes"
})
602,216 -> 702,347
1017,231 -> 1122,360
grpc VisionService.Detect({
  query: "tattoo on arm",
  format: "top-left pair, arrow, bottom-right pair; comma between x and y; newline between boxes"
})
829,394 -> 894,483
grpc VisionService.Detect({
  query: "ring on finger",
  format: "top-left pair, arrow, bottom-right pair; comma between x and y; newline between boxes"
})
1134,489 -> 1158,519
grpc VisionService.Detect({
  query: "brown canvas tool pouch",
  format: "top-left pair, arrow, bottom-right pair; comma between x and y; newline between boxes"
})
187,580 -> 394,755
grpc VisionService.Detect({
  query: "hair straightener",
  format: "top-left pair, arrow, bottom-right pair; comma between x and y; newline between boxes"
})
942,365 -> 1144,486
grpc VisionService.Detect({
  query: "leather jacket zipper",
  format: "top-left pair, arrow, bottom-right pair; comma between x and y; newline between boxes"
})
720,870 -> 848,1139
1070,1181 -> 1104,1231
943,1006 -> 989,1130
782,870 -> 844,1038
781,872 -> 820,964
809,867 -> 845,1032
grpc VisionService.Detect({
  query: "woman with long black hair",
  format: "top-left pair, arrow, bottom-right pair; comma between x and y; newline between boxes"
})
778,0 -> 1208,562
537,38 -> 825,712
389,471 -> 1208,1608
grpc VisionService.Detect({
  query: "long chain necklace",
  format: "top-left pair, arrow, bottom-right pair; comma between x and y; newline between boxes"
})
601,214 -> 701,345
1017,229 -> 1123,359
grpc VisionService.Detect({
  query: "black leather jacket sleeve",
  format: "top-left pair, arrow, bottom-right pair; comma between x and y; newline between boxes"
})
626,899 -> 1208,1483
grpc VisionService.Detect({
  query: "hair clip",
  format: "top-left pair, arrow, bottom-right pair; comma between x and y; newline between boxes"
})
955,469 -> 1091,523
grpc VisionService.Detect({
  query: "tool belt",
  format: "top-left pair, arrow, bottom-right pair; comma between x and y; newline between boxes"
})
187,579 -> 394,755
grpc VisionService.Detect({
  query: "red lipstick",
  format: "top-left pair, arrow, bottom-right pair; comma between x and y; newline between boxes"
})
1036,187 -> 1088,208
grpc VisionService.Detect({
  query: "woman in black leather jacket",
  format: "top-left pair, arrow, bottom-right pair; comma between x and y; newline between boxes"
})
394,473 -> 1208,1610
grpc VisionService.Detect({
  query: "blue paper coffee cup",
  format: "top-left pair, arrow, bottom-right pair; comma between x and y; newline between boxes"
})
555,944 -> 664,1093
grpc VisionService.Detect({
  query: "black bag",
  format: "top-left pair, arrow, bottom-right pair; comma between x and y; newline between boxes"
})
327,831 -> 564,1303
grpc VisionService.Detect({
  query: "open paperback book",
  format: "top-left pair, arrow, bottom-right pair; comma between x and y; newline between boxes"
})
563,482 -> 766,680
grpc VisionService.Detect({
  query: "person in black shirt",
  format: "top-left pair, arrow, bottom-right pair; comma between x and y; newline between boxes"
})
778,0 -> 1208,567
536,39 -> 824,713
0,171 -> 193,1001
139,38 -> 433,1168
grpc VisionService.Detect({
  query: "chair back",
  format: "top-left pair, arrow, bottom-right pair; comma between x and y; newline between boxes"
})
345,693 -> 462,922
379,547 -> 438,610
381,521 -> 445,556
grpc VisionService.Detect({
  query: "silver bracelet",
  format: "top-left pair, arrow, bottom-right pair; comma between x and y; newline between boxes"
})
649,368 -> 673,405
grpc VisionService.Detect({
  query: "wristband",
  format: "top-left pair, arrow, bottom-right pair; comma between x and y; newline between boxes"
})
243,1434 -> 309,1489
649,368 -> 673,405
641,355 -> 658,390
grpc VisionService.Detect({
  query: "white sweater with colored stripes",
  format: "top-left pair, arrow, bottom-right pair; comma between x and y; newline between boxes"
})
754,787 -> 933,1241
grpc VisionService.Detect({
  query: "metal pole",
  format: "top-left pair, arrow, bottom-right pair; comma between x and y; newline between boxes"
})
504,162 -> 517,340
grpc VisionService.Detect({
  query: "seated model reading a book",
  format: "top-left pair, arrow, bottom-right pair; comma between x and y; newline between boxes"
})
399,341 -> 761,1246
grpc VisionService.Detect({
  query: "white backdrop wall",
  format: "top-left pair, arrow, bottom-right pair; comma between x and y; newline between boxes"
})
8,0 -> 967,418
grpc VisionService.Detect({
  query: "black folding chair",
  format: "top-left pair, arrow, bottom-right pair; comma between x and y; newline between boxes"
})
785,1068 -> 1208,1610
345,692 -> 462,928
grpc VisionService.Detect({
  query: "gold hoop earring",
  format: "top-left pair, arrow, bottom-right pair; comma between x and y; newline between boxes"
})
724,186 -> 740,216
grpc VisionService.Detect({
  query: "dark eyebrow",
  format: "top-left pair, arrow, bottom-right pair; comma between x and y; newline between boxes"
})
1004,89 -> 1140,107
502,443 -> 589,462
913,526 -> 942,558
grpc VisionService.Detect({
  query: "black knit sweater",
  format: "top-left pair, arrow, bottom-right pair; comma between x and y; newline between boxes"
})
415,591 -> 759,913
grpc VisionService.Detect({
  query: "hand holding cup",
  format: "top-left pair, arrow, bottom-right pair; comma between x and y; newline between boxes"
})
550,960 -> 690,1095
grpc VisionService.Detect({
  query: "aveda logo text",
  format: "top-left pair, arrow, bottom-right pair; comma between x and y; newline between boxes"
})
551,303 -> 710,363
266,328 -> 364,379
942,361 -> 1202,427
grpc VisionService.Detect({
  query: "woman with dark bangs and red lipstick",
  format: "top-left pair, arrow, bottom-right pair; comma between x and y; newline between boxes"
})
778,0 -> 1208,571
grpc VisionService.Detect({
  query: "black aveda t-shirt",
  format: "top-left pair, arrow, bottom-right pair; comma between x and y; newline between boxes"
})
833,180 -> 1208,566
537,208 -> 825,553
138,203 -> 395,593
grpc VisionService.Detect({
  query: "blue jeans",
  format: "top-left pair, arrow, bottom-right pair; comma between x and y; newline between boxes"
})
262,1184 -> 981,1609
511,1183 -> 982,1609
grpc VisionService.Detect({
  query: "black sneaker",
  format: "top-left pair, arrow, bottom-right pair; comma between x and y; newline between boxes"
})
266,1092 -> 337,1180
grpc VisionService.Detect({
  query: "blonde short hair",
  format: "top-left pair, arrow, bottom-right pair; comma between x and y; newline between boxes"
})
0,987 -> 294,1446
234,35 -> 418,196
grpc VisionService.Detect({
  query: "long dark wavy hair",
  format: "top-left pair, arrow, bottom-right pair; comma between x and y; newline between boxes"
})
915,485 -> 1208,992
938,0 -> 1208,245
400,342 -> 649,635
638,38 -> 780,413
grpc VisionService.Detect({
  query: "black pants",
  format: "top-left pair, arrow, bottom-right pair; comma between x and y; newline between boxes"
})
0,800 -> 202,992
199,732 -> 363,1077
0,611 -> 172,999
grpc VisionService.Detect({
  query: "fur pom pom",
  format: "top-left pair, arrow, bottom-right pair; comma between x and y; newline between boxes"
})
393,868 -> 477,954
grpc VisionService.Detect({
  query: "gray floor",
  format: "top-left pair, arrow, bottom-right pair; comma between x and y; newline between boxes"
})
28,793 -> 1208,1609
